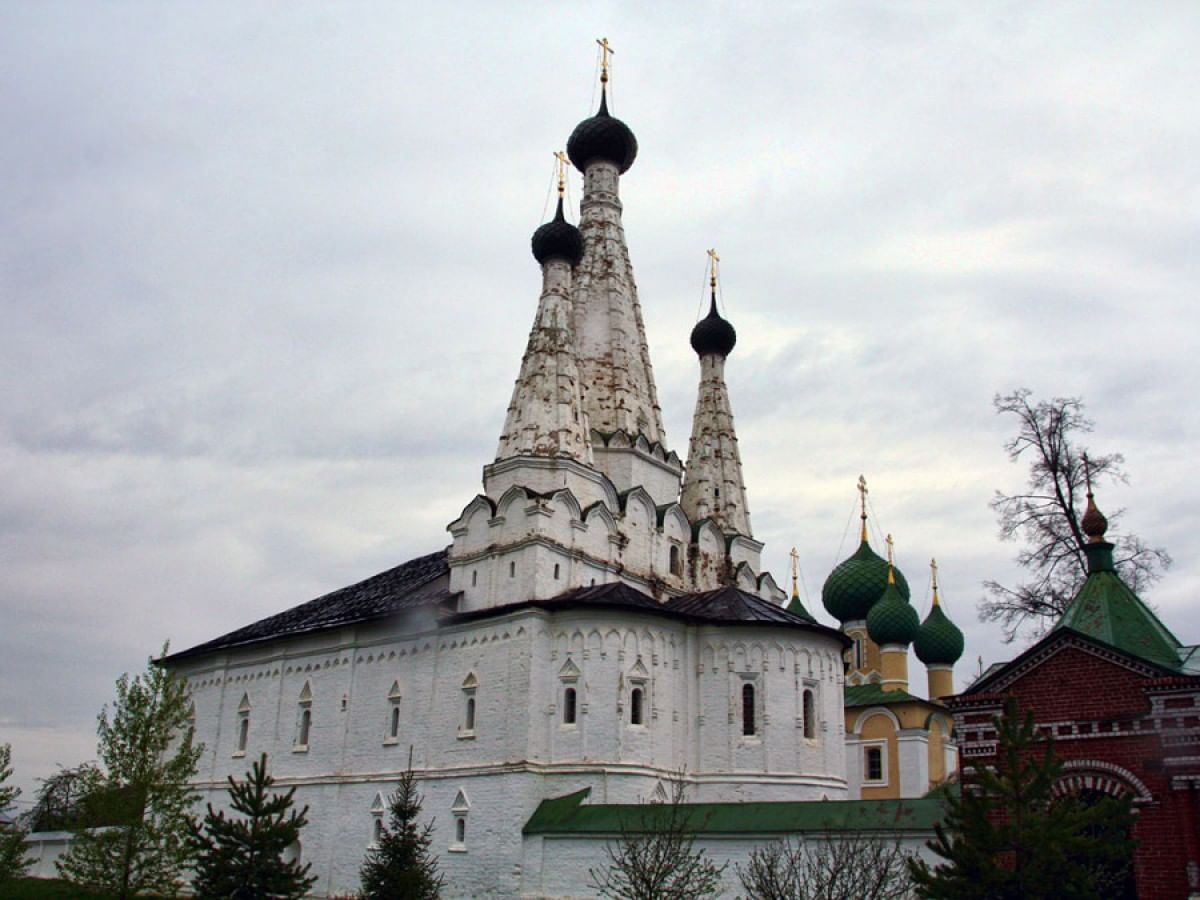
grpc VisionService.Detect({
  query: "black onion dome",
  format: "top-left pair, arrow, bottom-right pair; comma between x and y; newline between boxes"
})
690,295 -> 737,357
531,196 -> 584,266
566,89 -> 638,174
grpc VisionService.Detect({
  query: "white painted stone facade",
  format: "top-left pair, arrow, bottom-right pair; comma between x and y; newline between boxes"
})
163,92 -> 929,899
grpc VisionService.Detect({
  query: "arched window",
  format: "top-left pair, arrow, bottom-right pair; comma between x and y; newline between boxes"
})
451,789 -> 470,851
563,687 -> 577,724
630,688 -> 644,726
742,683 -> 756,736
386,681 -> 402,744
373,818 -> 383,843
461,673 -> 478,736
295,682 -> 313,750
802,689 -> 816,739
855,637 -> 865,670
669,545 -> 682,577
236,693 -> 251,754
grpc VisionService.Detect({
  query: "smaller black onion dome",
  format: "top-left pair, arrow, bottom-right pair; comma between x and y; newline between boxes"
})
531,196 -> 584,266
690,295 -> 737,358
566,89 -> 638,174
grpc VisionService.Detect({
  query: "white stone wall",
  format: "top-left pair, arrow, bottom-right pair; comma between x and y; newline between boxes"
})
173,602 -> 848,897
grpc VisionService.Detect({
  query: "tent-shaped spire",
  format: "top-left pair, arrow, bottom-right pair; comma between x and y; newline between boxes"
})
680,251 -> 752,537
496,156 -> 592,463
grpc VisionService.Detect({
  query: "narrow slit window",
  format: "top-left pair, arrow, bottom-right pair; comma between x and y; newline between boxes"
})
630,688 -> 644,725
803,689 -> 815,739
563,687 -> 577,724
298,708 -> 311,746
742,683 -> 756,736
373,818 -> 383,842
390,705 -> 401,739
471,570 -> 478,587
465,696 -> 476,731
237,715 -> 249,752
669,545 -> 682,576
509,561 -> 515,578
456,817 -> 466,843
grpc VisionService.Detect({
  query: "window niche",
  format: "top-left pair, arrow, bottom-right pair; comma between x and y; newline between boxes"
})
384,681 -> 402,745
234,693 -> 251,756
802,687 -> 817,739
294,681 -> 313,752
626,659 -> 649,727
450,789 -> 470,852
669,544 -> 683,577
558,658 -> 581,727
741,681 -> 757,737
369,792 -> 386,846
459,673 -> 478,738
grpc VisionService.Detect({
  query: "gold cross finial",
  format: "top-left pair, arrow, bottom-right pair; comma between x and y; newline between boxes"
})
554,151 -> 568,197
931,558 -> 940,606
707,248 -> 720,290
789,547 -> 800,600
1082,451 -> 1093,497
857,475 -> 869,541
597,37 -> 614,84
885,534 -> 896,585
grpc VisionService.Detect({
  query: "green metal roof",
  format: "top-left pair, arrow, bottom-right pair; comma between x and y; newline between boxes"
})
914,603 -> 965,665
523,788 -> 945,836
1055,550 -> 1182,671
822,538 -> 910,623
843,682 -> 925,708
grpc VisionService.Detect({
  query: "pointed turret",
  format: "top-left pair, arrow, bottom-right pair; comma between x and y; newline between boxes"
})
496,155 -> 592,463
569,41 -> 668,452
914,559 -> 964,701
680,251 -> 753,537
785,546 -> 816,621
1055,486 -> 1182,669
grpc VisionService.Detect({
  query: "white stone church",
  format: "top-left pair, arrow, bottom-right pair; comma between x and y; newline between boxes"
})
165,62 -> 952,898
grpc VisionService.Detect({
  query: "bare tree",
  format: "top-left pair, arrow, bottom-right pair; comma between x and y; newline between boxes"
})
588,776 -> 727,900
738,832 -> 916,900
982,390 -> 1170,642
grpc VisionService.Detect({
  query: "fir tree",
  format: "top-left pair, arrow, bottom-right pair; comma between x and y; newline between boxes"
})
57,643 -> 201,898
910,698 -> 1136,899
358,751 -> 443,900
190,753 -> 317,900
0,743 -> 33,885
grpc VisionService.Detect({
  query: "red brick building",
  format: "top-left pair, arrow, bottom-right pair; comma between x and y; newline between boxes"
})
949,493 -> 1200,899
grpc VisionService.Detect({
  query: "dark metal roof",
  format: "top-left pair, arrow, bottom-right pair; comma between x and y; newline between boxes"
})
666,586 -> 815,627
165,550 -> 455,662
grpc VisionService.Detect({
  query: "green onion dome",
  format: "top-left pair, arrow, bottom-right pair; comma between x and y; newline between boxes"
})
866,577 -> 921,646
914,602 -> 965,665
821,537 -> 910,623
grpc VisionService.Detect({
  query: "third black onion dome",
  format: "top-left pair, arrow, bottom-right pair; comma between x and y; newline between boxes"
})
690,294 -> 737,358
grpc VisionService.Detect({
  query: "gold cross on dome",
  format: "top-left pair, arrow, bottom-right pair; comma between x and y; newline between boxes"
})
554,151 -> 568,197
707,248 -> 720,288
597,37 -> 614,84
931,558 -> 940,605
885,533 -> 895,565
789,547 -> 800,597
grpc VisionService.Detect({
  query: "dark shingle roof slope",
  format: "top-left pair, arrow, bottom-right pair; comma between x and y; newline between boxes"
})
166,550 -> 453,662
666,586 -> 819,627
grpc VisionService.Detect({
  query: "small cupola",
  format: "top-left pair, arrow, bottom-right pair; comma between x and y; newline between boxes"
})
690,253 -> 737,357
866,537 -> 921,647
914,559 -> 965,665
531,152 -> 583,266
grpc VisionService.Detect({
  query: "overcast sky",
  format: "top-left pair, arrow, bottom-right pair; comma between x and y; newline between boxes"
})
3,2 -> 1197,802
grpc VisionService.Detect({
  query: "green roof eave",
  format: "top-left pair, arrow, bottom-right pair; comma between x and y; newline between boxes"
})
843,683 -> 927,708
1054,571 -> 1182,670
524,789 -> 945,836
